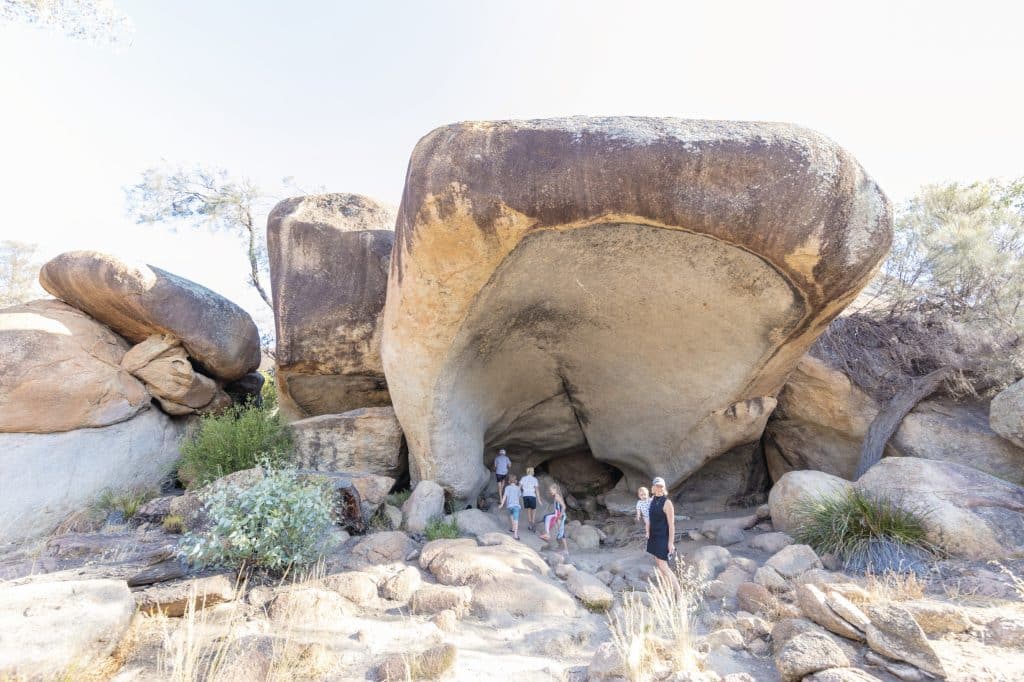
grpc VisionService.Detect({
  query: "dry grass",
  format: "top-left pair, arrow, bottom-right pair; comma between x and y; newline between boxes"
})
609,563 -> 706,681
990,561 -> 1024,601
864,570 -> 926,603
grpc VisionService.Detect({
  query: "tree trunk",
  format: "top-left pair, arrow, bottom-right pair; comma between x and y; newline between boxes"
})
854,367 -> 951,479
245,215 -> 272,309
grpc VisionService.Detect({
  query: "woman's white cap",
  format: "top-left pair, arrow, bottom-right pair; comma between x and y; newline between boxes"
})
652,476 -> 666,487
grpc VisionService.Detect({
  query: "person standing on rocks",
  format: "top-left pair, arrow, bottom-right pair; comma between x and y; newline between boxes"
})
494,448 -> 511,496
646,477 -> 680,590
500,473 -> 523,540
539,483 -> 569,554
520,467 -> 541,531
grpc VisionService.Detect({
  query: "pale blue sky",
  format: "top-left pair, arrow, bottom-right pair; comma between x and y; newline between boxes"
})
2,0 -> 1022,328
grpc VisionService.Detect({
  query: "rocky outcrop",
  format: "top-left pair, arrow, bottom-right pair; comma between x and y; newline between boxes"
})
990,378 -> 1024,448
267,193 -> 395,420
120,334 -> 231,415
766,354 -> 1024,484
856,457 -> 1024,559
0,408 -> 185,542
0,578 -> 135,679
291,406 -> 406,478
0,299 -> 152,433
382,117 -> 891,502
39,250 -> 260,381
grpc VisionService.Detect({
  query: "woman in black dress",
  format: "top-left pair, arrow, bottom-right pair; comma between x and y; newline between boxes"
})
645,476 -> 680,589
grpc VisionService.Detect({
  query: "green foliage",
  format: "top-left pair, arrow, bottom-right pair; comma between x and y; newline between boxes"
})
259,370 -> 278,411
386,489 -> 411,507
792,487 -> 937,566
424,517 -> 459,541
94,487 -> 156,520
162,514 -> 186,534
177,403 -> 293,488
178,467 -> 334,573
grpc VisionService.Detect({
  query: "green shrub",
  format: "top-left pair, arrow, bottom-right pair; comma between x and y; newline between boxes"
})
94,487 -> 157,520
178,467 -> 334,573
177,403 -> 292,488
162,514 -> 186,534
792,487 -> 938,572
386,489 -> 411,507
424,517 -> 459,541
259,370 -> 279,411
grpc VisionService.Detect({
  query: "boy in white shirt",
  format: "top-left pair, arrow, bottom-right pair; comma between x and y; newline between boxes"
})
520,467 -> 541,532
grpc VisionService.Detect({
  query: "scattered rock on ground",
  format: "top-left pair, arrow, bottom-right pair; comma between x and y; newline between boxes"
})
376,643 -> 457,681
379,565 -> 421,602
403,480 -> 445,533
768,470 -> 852,534
0,578 -> 136,679
901,599 -> 972,636
795,583 -> 865,641
736,582 -> 777,615
322,571 -> 379,607
350,531 -> 416,565
765,544 -> 823,579
566,570 -> 614,611
863,602 -> 945,677
748,532 -> 794,554
409,583 -> 472,615
774,631 -> 850,682
588,642 -> 626,681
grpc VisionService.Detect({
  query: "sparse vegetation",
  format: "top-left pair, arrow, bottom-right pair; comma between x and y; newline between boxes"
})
93,487 -> 157,521
386,489 -> 411,507
162,514 -> 186,534
424,517 -> 459,541
259,371 -> 279,411
178,467 -> 334,574
378,644 -> 458,681
609,563 -> 705,681
792,488 -> 939,573
864,569 -> 927,602
177,402 -> 293,488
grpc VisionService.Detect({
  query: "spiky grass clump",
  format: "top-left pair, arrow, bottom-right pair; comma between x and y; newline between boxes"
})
424,517 -> 459,541
792,487 -> 938,573
94,487 -> 157,521
609,563 -> 706,680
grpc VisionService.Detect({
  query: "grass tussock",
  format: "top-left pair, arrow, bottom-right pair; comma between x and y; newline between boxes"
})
386,489 -> 411,507
94,487 -> 157,521
609,563 -> 706,681
792,487 -> 939,573
424,517 -> 459,541
864,569 -> 927,602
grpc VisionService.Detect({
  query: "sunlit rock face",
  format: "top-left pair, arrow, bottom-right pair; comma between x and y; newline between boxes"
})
267,193 -> 395,421
382,117 -> 892,502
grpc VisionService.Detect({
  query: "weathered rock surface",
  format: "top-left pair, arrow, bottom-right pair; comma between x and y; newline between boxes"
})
350,531 -> 416,565
565,570 -> 614,610
291,406 -> 406,478
0,299 -> 150,433
765,544 -> 823,579
267,193 -> 395,420
991,377 -> 1024,448
0,408 -> 185,542
383,117 -> 891,501
795,584 -> 865,641
379,565 -> 421,602
120,333 -> 229,414
856,457 -> 1024,558
40,251 -> 260,381
768,470 -> 852,534
420,537 -> 576,615
403,480 -> 445,533
0,579 -> 135,679
774,631 -> 850,682
135,573 -> 236,616
863,602 -> 945,677
767,354 -> 1024,484
805,669 -> 882,682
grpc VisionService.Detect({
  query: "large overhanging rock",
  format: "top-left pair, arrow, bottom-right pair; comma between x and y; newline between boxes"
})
267,193 -> 395,420
383,117 -> 892,502
0,299 -> 150,433
39,250 -> 260,381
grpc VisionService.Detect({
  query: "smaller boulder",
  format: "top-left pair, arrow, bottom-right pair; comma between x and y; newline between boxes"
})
350,531 -> 416,565
452,508 -> 504,537
736,582 -> 777,615
566,571 -> 614,611
377,643 -> 457,682
794,584 -> 865,641
409,584 -> 472,615
774,631 -> 850,682
804,669 -> 882,682
691,545 -> 732,578
748,532 -> 794,554
403,480 -> 445,533
765,544 -> 822,579
863,603 -> 945,677
768,470 -> 852,534
570,524 -> 602,550
379,566 -> 421,602
901,599 -> 972,636
588,642 -> 626,681
322,571 -> 378,607
991,378 -> 1024,448
270,587 -> 355,627
754,565 -> 790,593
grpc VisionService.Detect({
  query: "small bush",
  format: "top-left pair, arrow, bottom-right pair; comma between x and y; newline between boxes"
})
177,403 -> 293,488
424,517 -> 459,541
792,488 -> 938,573
94,487 -> 157,521
259,370 -> 278,411
178,467 -> 334,574
162,514 -> 186,534
386,489 -> 411,507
